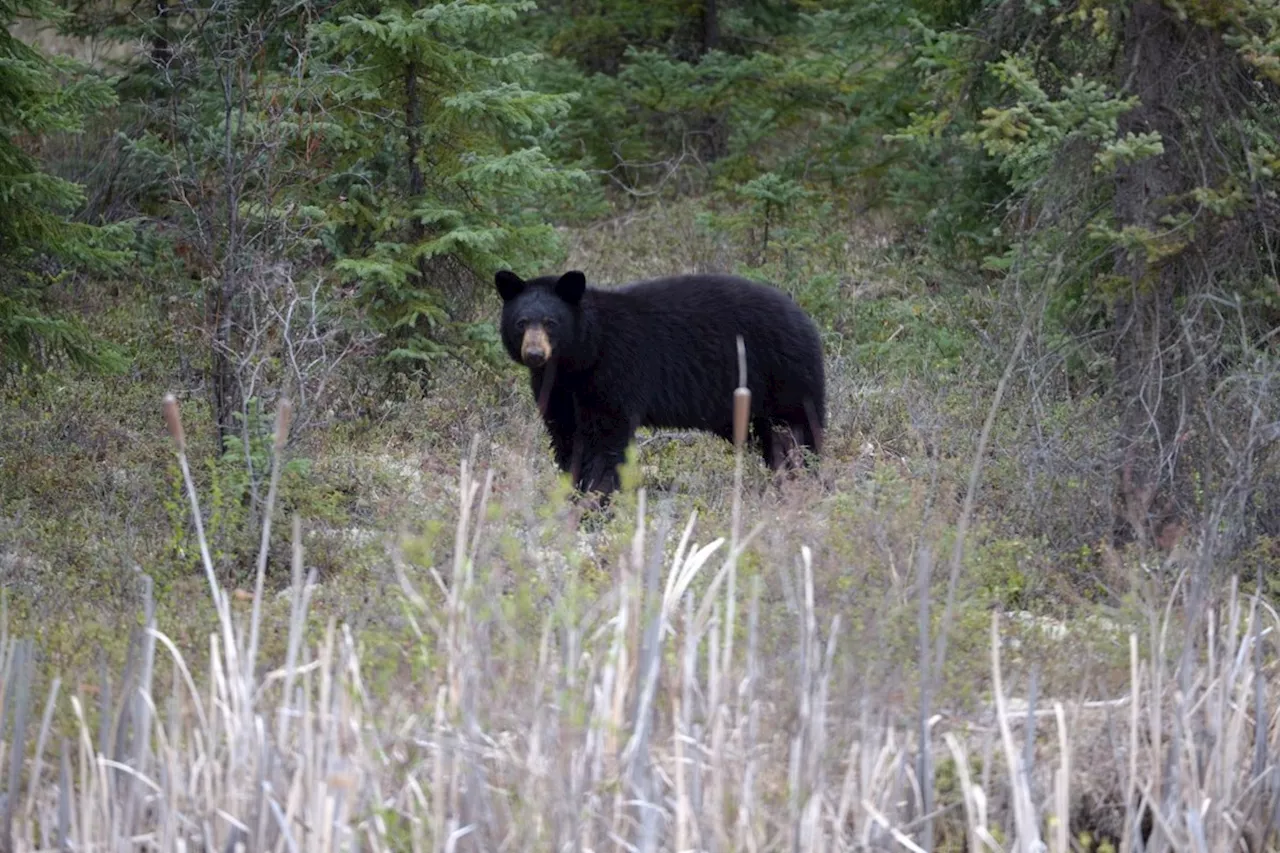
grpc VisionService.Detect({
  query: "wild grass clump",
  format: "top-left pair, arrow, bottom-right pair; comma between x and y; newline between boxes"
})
0,394 -> 1277,852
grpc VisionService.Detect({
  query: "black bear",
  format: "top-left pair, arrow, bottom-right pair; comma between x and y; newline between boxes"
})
496,268 -> 826,499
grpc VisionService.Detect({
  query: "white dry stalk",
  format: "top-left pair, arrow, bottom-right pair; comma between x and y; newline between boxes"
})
1122,631 -> 1140,853
738,572 -> 762,853
1052,701 -> 1069,853
246,399 -> 292,689
944,732 -> 988,853
622,507 -> 718,771
789,545 -> 817,847
723,335 -> 749,743
990,612 -> 1044,853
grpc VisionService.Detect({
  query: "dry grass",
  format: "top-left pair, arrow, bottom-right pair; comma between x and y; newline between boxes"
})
0,391 -> 1277,853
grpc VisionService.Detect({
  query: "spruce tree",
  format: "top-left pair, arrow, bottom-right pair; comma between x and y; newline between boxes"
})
0,0 -> 128,374
882,0 -> 1280,548
313,0 -> 585,376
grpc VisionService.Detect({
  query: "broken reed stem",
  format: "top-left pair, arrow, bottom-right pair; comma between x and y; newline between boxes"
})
916,543 -> 935,853
1120,632 -> 1139,853
733,335 -> 750,451
991,612 -> 1043,853
1052,701 -> 1070,853
277,513 -> 316,747
740,572 -> 762,853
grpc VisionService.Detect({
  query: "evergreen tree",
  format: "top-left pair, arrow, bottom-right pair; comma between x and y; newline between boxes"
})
0,0 -> 129,374
885,0 -> 1280,547
313,0 -> 585,377
523,0 -> 816,189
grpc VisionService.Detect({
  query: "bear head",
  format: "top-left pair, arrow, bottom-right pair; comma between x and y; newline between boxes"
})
495,270 -> 586,369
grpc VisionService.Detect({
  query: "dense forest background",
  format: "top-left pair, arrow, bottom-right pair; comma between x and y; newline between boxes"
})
3,0 -> 1280,849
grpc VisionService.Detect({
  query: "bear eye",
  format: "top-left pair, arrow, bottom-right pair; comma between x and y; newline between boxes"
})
543,317 -> 557,329
515,319 -> 528,331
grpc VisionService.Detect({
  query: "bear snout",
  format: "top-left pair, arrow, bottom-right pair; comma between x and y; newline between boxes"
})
521,326 -> 552,367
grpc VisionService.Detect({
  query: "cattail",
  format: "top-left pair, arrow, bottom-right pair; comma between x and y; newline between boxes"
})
733,336 -> 750,449
162,393 -> 185,453
274,398 -> 293,452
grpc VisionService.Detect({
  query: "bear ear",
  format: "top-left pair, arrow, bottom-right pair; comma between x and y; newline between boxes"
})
555,271 -> 586,305
495,270 -> 524,302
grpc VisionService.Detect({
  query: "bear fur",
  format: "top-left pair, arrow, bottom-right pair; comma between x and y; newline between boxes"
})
496,268 -> 826,499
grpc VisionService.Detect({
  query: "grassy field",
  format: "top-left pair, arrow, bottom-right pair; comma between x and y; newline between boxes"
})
1,201 -> 1276,851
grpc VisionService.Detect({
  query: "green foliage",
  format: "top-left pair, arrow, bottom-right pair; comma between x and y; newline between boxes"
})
0,0 -> 131,374
849,295 -> 976,378
967,58 -> 1142,192
529,0 -> 923,205
312,0 -> 587,376
1,288 -> 128,374
869,0 -> 1280,556
885,0 -> 1280,286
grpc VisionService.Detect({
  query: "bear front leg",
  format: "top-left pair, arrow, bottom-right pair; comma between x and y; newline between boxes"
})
574,415 -> 635,500
577,452 -> 623,497
540,387 -> 578,474
531,371 -> 577,474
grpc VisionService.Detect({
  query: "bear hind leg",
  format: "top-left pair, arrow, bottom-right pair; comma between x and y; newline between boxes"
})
752,417 -> 781,471
760,412 -> 819,481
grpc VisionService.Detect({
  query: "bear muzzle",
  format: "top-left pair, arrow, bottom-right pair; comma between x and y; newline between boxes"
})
521,326 -> 552,368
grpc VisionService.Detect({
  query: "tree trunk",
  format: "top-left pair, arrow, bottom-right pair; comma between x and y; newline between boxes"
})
1111,1 -> 1194,548
212,66 -> 243,453
702,0 -> 719,53
151,0 -> 171,71
404,54 -> 429,285
691,0 -> 727,161
211,279 -> 239,452
404,59 -> 425,222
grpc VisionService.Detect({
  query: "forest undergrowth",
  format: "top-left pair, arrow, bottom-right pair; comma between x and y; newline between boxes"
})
1,203 -> 1277,851
0,380 -> 1275,852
